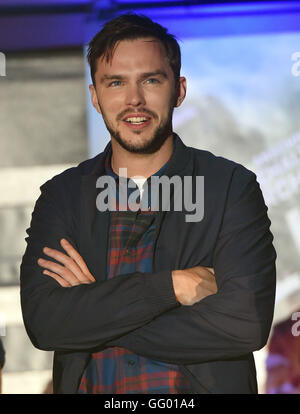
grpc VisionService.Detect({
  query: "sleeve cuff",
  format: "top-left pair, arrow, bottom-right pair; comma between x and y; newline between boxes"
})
143,270 -> 181,315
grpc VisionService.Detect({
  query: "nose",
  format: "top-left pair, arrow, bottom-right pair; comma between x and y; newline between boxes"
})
125,83 -> 146,107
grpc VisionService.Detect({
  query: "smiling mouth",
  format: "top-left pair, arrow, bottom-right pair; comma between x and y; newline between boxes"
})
124,116 -> 150,124
122,115 -> 152,129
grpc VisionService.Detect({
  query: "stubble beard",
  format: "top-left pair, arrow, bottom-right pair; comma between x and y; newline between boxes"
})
98,100 -> 175,155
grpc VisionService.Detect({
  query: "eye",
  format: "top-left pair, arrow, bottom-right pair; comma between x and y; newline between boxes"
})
146,78 -> 160,84
109,80 -> 122,87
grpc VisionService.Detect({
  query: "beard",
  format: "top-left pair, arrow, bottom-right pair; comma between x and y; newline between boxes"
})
98,99 -> 175,155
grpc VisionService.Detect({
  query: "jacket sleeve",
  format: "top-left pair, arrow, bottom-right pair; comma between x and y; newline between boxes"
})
105,166 -> 277,364
20,174 -> 180,352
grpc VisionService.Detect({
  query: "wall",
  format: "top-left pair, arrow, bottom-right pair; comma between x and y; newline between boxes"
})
0,47 -> 88,393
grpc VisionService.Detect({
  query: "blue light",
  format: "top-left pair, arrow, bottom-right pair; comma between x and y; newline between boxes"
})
88,1 -> 300,39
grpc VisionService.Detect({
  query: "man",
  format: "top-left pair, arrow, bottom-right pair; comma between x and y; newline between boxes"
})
20,13 -> 276,394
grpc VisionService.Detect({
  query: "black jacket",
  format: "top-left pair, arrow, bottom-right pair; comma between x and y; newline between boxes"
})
20,134 -> 276,394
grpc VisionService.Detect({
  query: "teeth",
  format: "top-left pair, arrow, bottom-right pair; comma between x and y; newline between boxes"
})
125,117 -> 148,123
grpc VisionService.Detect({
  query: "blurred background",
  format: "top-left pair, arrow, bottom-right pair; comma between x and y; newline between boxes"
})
0,0 -> 300,394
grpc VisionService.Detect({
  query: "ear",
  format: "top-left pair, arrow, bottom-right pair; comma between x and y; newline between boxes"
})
174,76 -> 187,108
89,84 -> 102,114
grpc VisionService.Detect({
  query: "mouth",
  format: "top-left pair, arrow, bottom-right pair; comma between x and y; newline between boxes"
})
122,114 -> 152,130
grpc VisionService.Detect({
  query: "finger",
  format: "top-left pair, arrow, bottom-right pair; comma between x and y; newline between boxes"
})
60,239 -> 95,281
38,258 -> 82,286
42,246 -> 93,283
60,239 -> 95,282
196,266 -> 215,276
43,270 -> 72,288
192,265 -> 214,275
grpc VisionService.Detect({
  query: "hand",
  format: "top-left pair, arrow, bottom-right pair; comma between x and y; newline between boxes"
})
172,265 -> 217,306
37,238 -> 96,287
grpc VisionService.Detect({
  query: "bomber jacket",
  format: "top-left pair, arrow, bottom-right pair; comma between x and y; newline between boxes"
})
20,134 -> 276,394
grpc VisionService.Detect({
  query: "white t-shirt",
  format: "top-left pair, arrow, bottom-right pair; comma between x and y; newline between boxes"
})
131,176 -> 147,201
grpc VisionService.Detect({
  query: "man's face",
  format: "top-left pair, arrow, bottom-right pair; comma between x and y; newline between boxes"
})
90,38 -> 186,154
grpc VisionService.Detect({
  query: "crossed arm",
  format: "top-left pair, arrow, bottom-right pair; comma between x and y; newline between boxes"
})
20,175 -> 215,353
21,166 -> 276,363
37,238 -> 216,306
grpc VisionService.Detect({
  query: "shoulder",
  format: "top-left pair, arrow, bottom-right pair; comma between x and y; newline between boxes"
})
40,153 -> 104,192
190,146 -> 257,183
188,146 -> 261,208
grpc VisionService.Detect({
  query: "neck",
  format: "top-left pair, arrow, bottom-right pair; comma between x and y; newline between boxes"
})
110,134 -> 174,179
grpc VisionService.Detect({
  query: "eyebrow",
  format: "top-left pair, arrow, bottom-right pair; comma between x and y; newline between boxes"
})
100,70 -> 168,83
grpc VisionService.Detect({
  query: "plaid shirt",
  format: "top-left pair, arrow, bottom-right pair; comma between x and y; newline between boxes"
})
78,142 -> 191,394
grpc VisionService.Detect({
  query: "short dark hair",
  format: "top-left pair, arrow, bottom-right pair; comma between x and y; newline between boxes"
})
87,13 -> 181,86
